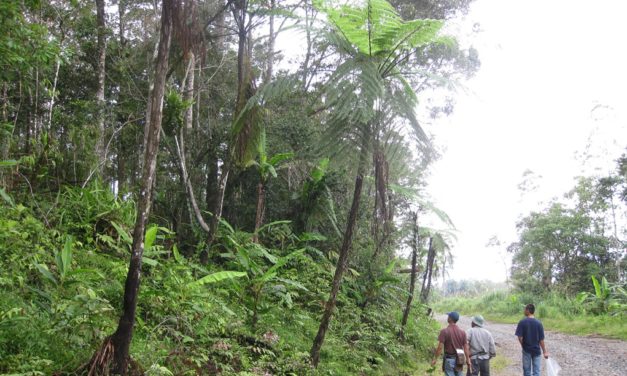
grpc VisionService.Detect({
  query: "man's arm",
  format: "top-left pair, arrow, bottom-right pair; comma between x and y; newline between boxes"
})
517,336 -> 523,346
489,334 -> 496,358
431,342 -> 443,366
539,339 -> 549,359
464,342 -> 473,370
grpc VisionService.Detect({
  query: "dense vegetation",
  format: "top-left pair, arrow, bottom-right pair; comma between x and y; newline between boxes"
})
0,0 -> 479,374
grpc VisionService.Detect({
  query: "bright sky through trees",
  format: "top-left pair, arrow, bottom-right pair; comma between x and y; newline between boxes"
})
426,0 -> 627,282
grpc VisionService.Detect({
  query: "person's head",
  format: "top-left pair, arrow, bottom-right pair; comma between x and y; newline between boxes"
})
471,315 -> 484,328
447,311 -> 460,324
524,304 -> 535,316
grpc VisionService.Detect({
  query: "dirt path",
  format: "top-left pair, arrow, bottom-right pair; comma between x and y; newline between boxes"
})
436,314 -> 627,376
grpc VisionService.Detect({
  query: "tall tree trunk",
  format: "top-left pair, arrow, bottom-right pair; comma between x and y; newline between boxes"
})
420,237 -> 435,303
302,0 -> 313,91
264,0 -> 275,84
108,0 -> 173,373
252,180 -> 265,242
168,126 -> 211,233
139,2 -> 163,173
183,52 -> 195,129
310,143 -> 368,368
399,211 -> 419,339
95,0 -> 107,175
208,0 -> 253,246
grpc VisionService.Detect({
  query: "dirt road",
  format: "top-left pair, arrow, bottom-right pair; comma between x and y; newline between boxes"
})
437,314 -> 627,376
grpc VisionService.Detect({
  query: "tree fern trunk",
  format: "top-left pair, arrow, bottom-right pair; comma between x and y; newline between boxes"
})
109,0 -> 173,372
253,181 -> 265,242
400,211 -> 419,338
420,237 -> 435,303
310,143 -> 368,367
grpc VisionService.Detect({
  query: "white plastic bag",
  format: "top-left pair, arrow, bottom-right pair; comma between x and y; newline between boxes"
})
546,358 -> 561,376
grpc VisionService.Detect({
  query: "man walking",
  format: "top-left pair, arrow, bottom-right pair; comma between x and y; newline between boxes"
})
515,304 -> 549,376
432,311 -> 472,376
466,315 -> 496,376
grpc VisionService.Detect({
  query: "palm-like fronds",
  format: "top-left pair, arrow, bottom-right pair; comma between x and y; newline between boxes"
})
231,77 -> 298,167
315,0 -> 448,158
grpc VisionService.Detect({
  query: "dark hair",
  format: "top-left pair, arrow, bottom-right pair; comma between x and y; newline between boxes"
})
525,304 -> 535,314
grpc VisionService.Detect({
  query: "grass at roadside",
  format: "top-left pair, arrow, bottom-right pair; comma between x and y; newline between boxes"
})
432,292 -> 627,340
490,354 -> 509,373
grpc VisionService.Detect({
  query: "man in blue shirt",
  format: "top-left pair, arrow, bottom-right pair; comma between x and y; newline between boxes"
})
515,304 -> 549,376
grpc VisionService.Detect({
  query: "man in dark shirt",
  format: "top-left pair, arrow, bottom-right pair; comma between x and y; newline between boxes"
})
432,311 -> 472,376
515,304 -> 549,376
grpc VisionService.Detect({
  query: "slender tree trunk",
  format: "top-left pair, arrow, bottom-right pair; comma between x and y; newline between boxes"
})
400,211 -> 419,339
183,51 -> 195,129
95,0 -> 107,175
208,0 -> 252,245
302,0 -> 313,91
108,0 -> 173,373
310,144 -> 368,368
140,2 -> 163,172
169,127 -> 211,233
420,237 -> 435,303
252,180 -> 266,242
264,0 -> 275,84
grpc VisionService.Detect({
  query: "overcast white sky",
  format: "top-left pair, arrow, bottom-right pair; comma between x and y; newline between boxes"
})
424,0 -> 627,282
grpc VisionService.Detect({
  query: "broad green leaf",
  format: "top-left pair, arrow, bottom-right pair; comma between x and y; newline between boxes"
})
142,257 -> 159,267
144,225 -> 159,250
276,277 -> 309,291
259,248 -> 304,283
219,218 -> 235,235
592,275 -> 601,298
110,221 -> 132,244
61,235 -> 73,277
269,152 -> 294,166
256,220 -> 292,234
188,271 -> 248,288
34,263 -> 57,285
0,159 -> 18,167
172,244 -> 182,263
0,188 -> 14,207
259,247 -> 278,264
67,268 -> 105,279
384,259 -> 396,274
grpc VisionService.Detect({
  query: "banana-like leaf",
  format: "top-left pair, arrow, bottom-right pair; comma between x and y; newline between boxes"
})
592,275 -> 601,298
0,159 -> 18,167
110,221 -> 132,244
144,225 -> 159,251
188,271 -> 248,288
256,220 -> 292,234
172,244 -> 183,263
60,235 -> 73,278
142,257 -> 158,267
269,152 -> 294,166
34,263 -> 57,285
0,188 -> 14,207
276,277 -> 309,291
258,248 -> 305,284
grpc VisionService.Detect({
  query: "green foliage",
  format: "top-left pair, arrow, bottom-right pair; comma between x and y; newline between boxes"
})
434,288 -> 626,340
577,275 -> 627,315
0,0 -> 482,373
163,89 -> 193,136
316,0 -> 446,57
